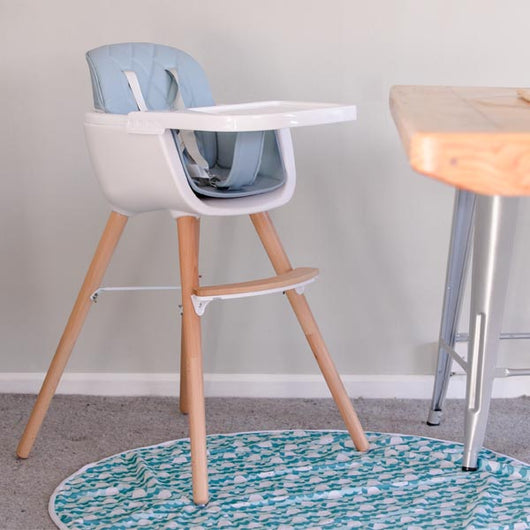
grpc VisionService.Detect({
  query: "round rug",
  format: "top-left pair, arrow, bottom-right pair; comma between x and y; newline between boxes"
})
50,430 -> 529,529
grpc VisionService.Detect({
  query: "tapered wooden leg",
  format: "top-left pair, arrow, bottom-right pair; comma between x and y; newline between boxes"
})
179,323 -> 189,414
17,212 -> 128,458
177,216 -> 208,505
179,219 -> 200,415
250,212 -> 369,452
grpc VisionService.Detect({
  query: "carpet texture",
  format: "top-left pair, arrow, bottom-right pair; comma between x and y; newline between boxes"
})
49,430 -> 530,529
1,395 -> 529,529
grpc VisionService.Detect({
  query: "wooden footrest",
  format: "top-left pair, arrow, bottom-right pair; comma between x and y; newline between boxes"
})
191,267 -> 319,315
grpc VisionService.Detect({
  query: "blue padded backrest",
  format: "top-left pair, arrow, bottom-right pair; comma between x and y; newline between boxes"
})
86,43 -> 286,199
86,42 -> 217,165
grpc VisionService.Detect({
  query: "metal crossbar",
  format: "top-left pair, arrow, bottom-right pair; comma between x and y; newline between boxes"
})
90,286 -> 181,302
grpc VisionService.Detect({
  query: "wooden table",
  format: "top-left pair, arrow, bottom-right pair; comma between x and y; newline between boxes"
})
391,86 -> 530,195
390,86 -> 529,470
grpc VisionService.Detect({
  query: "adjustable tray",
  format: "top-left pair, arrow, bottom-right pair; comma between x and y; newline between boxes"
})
126,100 -> 357,134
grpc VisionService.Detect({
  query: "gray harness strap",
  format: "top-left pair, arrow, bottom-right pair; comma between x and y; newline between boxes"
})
220,130 -> 265,189
124,68 -> 209,170
165,68 -> 210,170
124,68 -> 265,191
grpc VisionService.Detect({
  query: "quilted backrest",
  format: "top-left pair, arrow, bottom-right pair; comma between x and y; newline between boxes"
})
86,42 -> 286,199
86,43 -> 217,165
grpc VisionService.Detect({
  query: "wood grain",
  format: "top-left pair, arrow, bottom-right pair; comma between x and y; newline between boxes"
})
194,267 -> 318,298
390,86 -> 530,195
250,212 -> 369,452
17,212 -> 128,458
177,216 -> 209,505
177,216 -> 208,505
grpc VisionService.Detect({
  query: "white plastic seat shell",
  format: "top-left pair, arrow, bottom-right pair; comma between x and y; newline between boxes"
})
84,112 -> 296,218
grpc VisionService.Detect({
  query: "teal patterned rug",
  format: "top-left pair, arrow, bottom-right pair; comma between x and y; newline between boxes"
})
50,430 -> 529,529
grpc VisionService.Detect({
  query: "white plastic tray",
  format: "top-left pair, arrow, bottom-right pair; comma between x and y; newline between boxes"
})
125,100 -> 357,134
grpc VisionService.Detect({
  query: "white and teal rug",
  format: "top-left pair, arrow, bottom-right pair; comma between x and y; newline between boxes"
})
50,430 -> 529,529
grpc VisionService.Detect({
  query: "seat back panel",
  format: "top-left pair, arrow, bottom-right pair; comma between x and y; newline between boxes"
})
87,43 -> 217,165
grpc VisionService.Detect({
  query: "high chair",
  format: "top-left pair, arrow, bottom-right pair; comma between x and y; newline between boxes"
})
17,43 -> 369,505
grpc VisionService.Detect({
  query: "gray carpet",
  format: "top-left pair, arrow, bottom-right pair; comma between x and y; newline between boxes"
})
1,394 -> 528,530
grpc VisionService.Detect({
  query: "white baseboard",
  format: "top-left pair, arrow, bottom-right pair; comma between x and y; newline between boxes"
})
0,372 -> 528,398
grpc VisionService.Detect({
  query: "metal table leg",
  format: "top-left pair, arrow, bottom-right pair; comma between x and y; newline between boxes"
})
428,189 -> 476,426
462,195 -> 519,470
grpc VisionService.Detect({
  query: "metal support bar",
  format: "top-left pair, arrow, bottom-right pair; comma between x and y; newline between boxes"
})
439,340 -> 468,371
440,339 -> 528,378
456,331 -> 530,342
452,331 -> 530,378
91,285 -> 181,302
496,367 -> 530,377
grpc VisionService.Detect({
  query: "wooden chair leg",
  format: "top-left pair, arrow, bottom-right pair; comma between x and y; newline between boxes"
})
250,212 -> 369,452
179,322 -> 189,414
17,211 -> 128,458
177,216 -> 208,505
179,218 -> 200,415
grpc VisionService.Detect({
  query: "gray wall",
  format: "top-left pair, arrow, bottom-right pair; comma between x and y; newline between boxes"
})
2,0 -> 530,378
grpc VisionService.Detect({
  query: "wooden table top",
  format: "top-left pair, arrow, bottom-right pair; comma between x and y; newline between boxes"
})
390,86 -> 530,195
